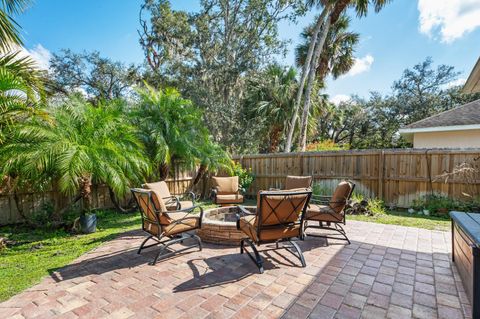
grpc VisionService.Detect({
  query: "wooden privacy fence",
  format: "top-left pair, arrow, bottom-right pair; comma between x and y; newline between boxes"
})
2,148 -> 480,225
0,168 -> 199,226
233,149 -> 480,208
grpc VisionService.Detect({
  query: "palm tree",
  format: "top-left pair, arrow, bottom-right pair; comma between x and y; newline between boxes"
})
0,63 -> 47,142
244,64 -> 298,152
295,15 -> 359,149
132,85 -> 230,182
296,15 -> 358,85
1,0 -> 46,96
0,96 -> 150,214
0,0 -> 29,53
285,0 -> 391,152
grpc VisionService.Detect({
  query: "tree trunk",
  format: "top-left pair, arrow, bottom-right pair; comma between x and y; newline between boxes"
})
284,5 -> 330,153
79,175 -> 92,215
193,163 -> 207,186
12,191 -> 30,223
108,187 -> 137,214
159,163 -> 169,181
298,15 -> 332,152
268,126 -> 282,153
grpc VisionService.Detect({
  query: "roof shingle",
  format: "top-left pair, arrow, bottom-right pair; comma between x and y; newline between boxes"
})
405,98 -> 480,129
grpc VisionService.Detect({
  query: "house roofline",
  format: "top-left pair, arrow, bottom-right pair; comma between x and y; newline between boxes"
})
464,57 -> 480,94
399,124 -> 480,135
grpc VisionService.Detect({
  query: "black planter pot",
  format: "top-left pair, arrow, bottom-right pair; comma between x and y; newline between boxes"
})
79,213 -> 97,233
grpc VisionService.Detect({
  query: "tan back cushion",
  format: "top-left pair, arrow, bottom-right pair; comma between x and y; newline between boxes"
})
212,176 -> 239,194
144,181 -> 171,198
257,188 -> 310,226
285,175 -> 312,190
132,189 -> 170,232
329,181 -> 353,213
132,189 -> 157,222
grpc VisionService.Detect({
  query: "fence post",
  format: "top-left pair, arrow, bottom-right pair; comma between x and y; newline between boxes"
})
378,150 -> 385,200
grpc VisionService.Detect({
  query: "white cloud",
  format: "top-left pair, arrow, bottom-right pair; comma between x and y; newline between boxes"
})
418,0 -> 480,43
445,77 -> 466,88
7,44 -> 52,70
343,54 -> 374,77
27,44 -> 52,70
331,94 -> 351,105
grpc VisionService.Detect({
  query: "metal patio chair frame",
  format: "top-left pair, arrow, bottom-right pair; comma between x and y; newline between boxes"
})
131,188 -> 203,265
236,189 -> 312,273
303,181 -> 355,244
142,181 -> 196,211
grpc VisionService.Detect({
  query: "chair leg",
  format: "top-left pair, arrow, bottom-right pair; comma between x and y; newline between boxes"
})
242,239 -> 264,274
192,234 -> 203,251
304,221 -> 351,245
287,240 -> 306,267
150,233 -> 202,265
138,235 -> 153,254
240,239 -> 245,254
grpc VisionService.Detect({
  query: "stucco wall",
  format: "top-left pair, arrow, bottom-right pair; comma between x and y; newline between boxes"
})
413,129 -> 480,148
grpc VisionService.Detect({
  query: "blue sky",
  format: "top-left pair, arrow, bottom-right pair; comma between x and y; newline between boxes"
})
16,0 -> 480,102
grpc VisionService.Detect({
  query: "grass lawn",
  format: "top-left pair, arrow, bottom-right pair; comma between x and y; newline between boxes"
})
0,210 -> 141,302
0,200 -> 450,302
348,210 -> 450,231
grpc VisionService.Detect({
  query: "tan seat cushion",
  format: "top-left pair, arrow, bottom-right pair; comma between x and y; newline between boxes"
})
212,176 -> 239,194
162,212 -> 200,236
165,200 -> 194,211
306,204 -> 343,222
285,176 -> 312,190
239,215 -> 301,242
215,194 -> 244,204
178,200 -> 194,209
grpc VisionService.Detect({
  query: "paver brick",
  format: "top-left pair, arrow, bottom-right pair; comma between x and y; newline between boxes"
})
0,221 -> 471,319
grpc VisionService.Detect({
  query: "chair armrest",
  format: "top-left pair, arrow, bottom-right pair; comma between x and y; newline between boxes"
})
180,191 -> 196,204
165,204 -> 204,228
310,194 -> 331,205
268,187 -> 280,191
163,195 -> 179,205
236,205 -> 255,230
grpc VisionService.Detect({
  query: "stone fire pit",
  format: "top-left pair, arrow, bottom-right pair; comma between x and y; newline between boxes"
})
197,206 -> 256,245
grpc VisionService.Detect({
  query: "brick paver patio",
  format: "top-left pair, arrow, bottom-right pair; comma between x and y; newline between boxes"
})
0,220 -> 471,319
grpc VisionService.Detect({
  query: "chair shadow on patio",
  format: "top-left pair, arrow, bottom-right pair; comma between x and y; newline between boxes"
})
173,237 -> 329,292
48,229 -> 206,283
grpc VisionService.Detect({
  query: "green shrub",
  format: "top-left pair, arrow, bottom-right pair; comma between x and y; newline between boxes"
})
366,198 -> 387,216
410,193 -> 478,218
31,202 -> 54,225
346,193 -> 386,216
312,183 -> 330,196
231,162 -> 255,190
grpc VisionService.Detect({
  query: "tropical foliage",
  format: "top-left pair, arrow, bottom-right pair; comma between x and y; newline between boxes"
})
131,85 -> 231,181
0,97 -> 151,214
1,0 -> 479,224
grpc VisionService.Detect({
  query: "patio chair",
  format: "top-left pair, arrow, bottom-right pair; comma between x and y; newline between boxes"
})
211,176 -> 244,205
304,181 -> 355,244
269,175 -> 312,191
236,189 -> 312,273
131,188 -> 203,265
285,175 -> 313,189
143,181 -> 196,211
